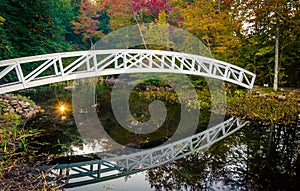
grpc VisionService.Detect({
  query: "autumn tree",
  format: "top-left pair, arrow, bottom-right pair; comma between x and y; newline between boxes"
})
181,0 -> 243,63
141,11 -> 175,50
72,0 -> 107,44
104,0 -> 181,30
104,0 -> 133,30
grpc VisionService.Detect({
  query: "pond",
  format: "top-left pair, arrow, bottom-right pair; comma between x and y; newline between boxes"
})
23,78 -> 299,191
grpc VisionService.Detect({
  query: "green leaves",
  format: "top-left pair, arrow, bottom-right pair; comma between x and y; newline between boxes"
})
255,46 -> 274,57
0,16 -> 5,24
0,0 -> 76,59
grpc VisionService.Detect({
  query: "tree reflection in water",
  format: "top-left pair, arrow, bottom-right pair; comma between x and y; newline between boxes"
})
24,84 -> 298,190
146,122 -> 299,191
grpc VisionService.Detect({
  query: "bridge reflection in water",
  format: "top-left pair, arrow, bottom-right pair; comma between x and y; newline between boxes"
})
38,117 -> 247,188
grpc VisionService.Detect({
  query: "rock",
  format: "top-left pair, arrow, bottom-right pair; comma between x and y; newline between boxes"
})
15,106 -> 22,111
0,93 -> 40,125
23,109 -> 30,113
10,100 -> 18,106
2,107 -> 9,112
64,85 -> 75,90
278,95 -> 286,101
13,104 -> 20,108
259,93 -> 268,97
292,89 -> 300,93
25,113 -> 33,119
23,102 -> 30,108
16,110 -> 24,115
1,94 -> 11,99
16,107 -> 23,114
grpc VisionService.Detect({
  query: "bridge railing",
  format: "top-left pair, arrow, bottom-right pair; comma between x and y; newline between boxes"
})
0,49 -> 255,94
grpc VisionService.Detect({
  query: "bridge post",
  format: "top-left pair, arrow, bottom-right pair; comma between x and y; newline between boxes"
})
54,58 -> 59,75
206,131 -> 211,144
16,63 -> 25,85
97,162 -> 101,178
58,56 -> 64,76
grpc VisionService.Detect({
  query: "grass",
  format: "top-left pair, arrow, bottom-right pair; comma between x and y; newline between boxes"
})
0,94 -> 65,190
227,86 -> 300,124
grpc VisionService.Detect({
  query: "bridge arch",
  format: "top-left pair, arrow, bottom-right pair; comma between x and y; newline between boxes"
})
0,49 -> 255,94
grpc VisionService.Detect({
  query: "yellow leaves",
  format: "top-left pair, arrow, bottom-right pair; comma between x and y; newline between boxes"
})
157,11 -> 167,25
82,30 -> 104,41
215,46 -> 227,53
105,0 -> 132,30
0,16 -> 5,25
109,14 -> 132,30
181,0 -> 243,59
201,35 -> 210,41
142,22 -> 175,50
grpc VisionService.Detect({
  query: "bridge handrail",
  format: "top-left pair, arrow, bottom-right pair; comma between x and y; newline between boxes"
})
0,49 -> 255,94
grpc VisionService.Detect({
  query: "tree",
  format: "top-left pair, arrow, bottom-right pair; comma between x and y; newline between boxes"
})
71,0 -> 107,44
104,0 -> 133,30
104,0 -> 175,49
105,0 -> 181,30
0,0 -> 78,83
0,0 -> 76,59
181,0 -> 243,63
0,15 -> 11,60
240,0 -> 300,88
142,11 -> 175,50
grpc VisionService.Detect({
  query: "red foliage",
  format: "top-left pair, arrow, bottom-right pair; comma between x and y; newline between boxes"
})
132,0 -> 171,17
72,0 -> 106,40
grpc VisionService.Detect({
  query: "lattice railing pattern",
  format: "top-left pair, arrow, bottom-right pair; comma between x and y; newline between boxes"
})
0,49 -> 255,93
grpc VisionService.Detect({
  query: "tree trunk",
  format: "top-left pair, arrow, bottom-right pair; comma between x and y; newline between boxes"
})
273,21 -> 279,91
267,122 -> 274,155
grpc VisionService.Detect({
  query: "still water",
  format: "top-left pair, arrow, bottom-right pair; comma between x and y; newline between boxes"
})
24,82 -> 299,191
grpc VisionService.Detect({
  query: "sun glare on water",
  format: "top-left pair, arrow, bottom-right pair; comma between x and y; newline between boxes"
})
59,105 -> 66,112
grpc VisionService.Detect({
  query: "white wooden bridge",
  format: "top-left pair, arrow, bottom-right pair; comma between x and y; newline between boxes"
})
0,49 -> 255,188
0,49 -> 255,94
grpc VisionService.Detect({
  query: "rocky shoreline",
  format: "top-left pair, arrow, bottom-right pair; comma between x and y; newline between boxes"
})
0,94 -> 40,125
